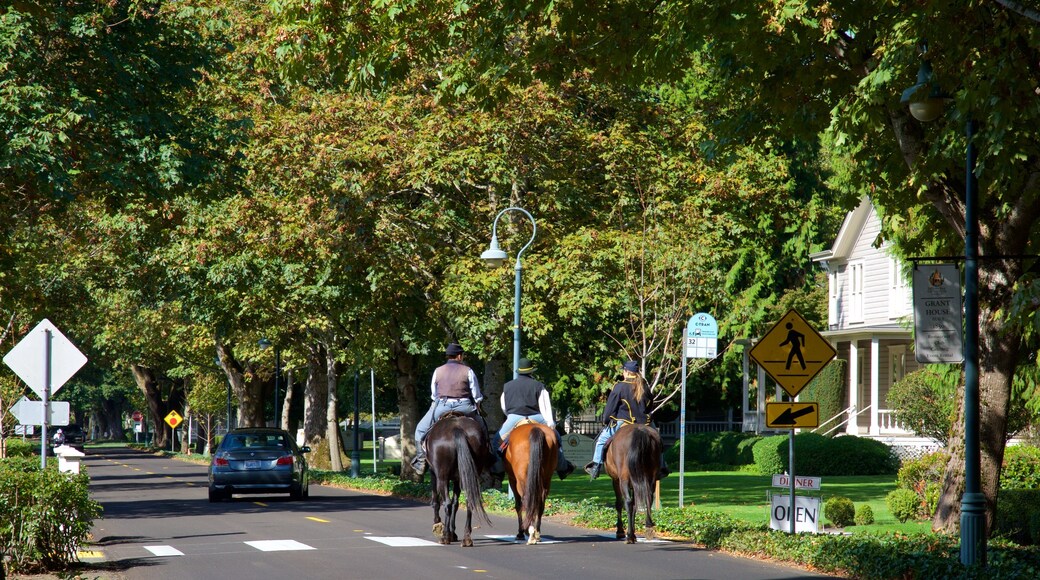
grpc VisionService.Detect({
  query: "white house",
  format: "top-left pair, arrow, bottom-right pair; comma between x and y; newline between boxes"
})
809,196 -> 920,437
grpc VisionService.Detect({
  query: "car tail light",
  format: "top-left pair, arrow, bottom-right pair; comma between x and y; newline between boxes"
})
276,455 -> 294,466
213,457 -> 229,466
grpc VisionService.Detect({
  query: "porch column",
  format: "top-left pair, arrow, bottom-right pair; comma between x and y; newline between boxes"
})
847,340 -> 859,435
757,364 -> 766,433
870,337 -> 880,435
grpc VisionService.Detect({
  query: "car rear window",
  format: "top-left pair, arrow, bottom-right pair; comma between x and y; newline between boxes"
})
224,434 -> 289,450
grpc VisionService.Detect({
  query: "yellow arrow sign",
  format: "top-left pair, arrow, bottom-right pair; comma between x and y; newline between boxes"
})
750,309 -> 836,398
766,402 -> 820,429
164,410 -> 183,429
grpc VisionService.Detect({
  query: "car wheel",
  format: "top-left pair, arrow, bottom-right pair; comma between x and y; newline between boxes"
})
209,485 -> 225,502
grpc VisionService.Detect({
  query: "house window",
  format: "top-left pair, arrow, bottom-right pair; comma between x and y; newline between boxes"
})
849,262 -> 864,322
888,257 -> 911,319
889,345 -> 907,387
828,270 -> 839,328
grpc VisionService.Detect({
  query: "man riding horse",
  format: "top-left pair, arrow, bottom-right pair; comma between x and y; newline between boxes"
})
411,342 -> 491,476
491,357 -> 575,480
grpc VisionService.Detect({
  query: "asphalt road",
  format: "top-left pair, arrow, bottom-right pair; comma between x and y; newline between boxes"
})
81,447 -> 837,580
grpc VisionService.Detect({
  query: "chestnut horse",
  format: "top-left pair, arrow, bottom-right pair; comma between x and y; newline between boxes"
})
603,423 -> 662,543
426,414 -> 493,546
502,422 -> 558,544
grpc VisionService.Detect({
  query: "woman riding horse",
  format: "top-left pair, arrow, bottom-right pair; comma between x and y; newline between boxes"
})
585,360 -> 654,480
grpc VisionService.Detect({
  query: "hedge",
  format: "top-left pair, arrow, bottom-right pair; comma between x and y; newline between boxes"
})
664,431 -> 762,469
0,457 -> 102,574
751,433 -> 900,476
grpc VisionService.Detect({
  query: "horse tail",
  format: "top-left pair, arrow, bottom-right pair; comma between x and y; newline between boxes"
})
522,426 -> 546,529
627,426 -> 659,513
454,427 -> 491,526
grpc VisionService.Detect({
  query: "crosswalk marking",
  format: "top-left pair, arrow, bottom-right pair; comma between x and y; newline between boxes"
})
144,545 -> 184,557
485,534 -> 562,544
365,536 -> 441,547
245,540 -> 315,552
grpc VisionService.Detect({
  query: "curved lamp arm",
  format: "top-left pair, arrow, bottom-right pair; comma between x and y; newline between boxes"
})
481,207 -> 536,268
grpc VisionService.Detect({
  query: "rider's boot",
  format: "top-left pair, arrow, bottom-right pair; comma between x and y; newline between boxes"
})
556,455 -> 575,480
411,450 -> 427,476
584,461 -> 602,480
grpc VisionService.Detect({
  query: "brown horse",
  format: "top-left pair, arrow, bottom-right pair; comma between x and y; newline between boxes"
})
502,422 -> 558,544
426,414 -> 493,546
603,423 -> 662,543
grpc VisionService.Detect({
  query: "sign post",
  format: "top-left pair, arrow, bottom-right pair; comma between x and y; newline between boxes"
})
750,309 -> 835,534
679,312 -> 718,506
3,319 -> 88,468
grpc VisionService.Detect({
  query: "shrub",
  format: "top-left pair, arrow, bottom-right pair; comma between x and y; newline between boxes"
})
895,451 -> 948,519
825,496 -> 855,528
1000,444 -> 1040,490
994,489 -> 1040,545
665,432 -> 762,469
0,458 -> 102,573
3,437 -> 37,458
855,504 -> 875,526
887,488 -> 921,523
750,433 -> 899,476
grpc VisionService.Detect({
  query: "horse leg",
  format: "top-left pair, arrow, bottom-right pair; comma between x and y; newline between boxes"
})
625,482 -> 637,544
462,506 -> 474,547
514,490 -> 525,542
431,472 -> 444,538
612,478 -> 625,539
644,482 -> 657,540
447,485 -> 460,544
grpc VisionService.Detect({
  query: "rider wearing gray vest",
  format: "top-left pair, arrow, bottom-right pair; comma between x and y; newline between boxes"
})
411,342 -> 487,476
491,357 -> 576,480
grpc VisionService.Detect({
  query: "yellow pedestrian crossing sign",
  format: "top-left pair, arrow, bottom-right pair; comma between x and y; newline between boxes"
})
750,309 -> 836,398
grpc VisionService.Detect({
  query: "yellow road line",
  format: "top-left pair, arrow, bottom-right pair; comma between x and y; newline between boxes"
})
306,516 -> 330,523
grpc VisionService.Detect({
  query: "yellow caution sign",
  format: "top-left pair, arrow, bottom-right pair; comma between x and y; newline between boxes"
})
164,410 -> 183,429
750,309 -> 836,398
766,402 -> 820,429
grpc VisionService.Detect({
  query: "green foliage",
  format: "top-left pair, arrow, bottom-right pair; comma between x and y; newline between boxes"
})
995,489 -> 1040,546
886,488 -> 921,523
886,366 -> 960,445
855,504 -> 876,526
1001,445 -> 1040,490
802,358 -> 845,436
895,451 -> 948,520
3,437 -> 37,458
825,496 -> 856,528
0,458 -> 102,573
665,432 -> 762,470
751,434 -> 899,476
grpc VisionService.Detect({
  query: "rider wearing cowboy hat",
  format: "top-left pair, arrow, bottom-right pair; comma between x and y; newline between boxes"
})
492,357 -> 576,480
411,342 -> 488,476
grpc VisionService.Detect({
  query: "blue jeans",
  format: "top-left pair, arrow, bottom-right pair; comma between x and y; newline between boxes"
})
414,398 -> 479,455
492,414 -> 570,470
592,422 -> 621,464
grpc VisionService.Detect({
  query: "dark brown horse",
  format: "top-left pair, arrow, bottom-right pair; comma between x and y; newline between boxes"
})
603,423 -> 662,543
502,421 -> 558,544
426,414 -> 493,546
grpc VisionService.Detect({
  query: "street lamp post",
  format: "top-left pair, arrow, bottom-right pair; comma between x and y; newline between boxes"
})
480,207 -> 537,379
902,61 -> 986,566
259,338 -> 282,428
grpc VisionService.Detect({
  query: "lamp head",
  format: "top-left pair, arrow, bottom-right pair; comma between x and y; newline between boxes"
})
900,59 -> 945,122
258,338 -> 271,350
480,237 -> 508,268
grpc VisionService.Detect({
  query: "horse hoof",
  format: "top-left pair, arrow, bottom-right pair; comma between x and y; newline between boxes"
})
432,522 -> 443,537
451,533 -> 459,542
440,537 -> 451,545
645,526 -> 656,540
515,533 -> 525,542
626,535 -> 637,544
462,538 -> 474,547
616,531 -> 626,539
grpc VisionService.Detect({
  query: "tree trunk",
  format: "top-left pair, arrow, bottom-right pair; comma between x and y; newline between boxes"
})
392,337 -> 421,478
326,345 -> 344,472
215,336 -> 264,427
99,398 -> 124,440
130,365 -> 184,449
932,293 -> 1021,534
281,367 -> 295,432
303,343 -> 329,447
482,354 -> 507,432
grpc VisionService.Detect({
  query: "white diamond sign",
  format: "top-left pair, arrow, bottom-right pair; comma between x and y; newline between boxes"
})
3,319 -> 87,398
